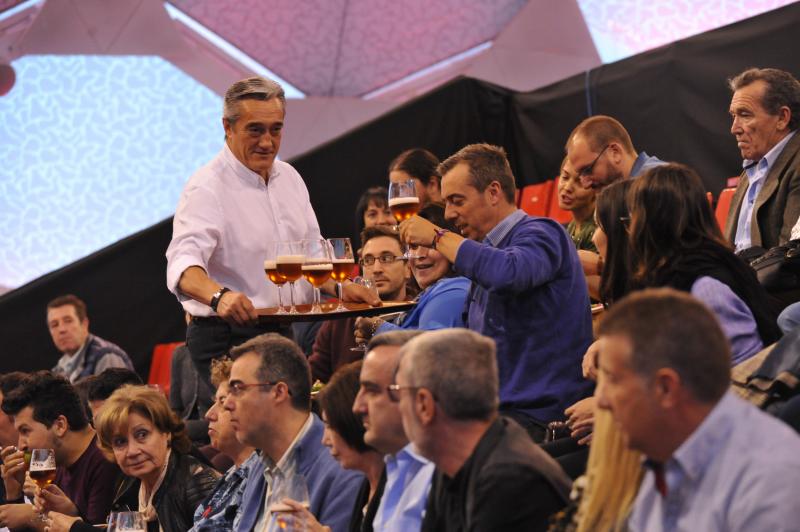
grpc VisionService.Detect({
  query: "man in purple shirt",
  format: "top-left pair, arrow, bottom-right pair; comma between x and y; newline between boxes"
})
400,143 -> 593,441
596,288 -> 800,531
1,371 -> 120,526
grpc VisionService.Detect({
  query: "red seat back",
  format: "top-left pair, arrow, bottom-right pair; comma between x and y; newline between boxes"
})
716,187 -> 737,232
148,342 -> 183,396
548,177 -> 573,224
519,181 -> 554,217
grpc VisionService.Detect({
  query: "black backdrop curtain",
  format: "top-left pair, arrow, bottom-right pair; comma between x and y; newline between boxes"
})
2,2 -> 799,375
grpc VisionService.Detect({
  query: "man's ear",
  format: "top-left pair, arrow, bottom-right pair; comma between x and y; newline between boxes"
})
777,106 -> 791,132
485,181 -> 504,206
653,368 -> 682,409
416,388 -> 436,426
52,414 -> 69,438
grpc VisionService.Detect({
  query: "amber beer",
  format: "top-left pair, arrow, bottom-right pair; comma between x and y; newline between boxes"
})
302,262 -> 333,288
388,197 -> 420,222
331,259 -> 354,283
30,467 -> 56,489
276,255 -> 305,282
264,260 -> 287,286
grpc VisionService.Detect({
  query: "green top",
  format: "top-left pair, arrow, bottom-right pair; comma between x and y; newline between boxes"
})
566,218 -> 598,253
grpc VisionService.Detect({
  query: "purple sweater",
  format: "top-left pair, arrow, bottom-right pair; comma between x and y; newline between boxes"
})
455,213 -> 594,423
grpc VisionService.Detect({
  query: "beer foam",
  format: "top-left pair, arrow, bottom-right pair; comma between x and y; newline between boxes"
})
332,258 -> 355,264
302,263 -> 333,271
388,196 -> 420,207
277,254 -> 305,264
264,260 -> 277,269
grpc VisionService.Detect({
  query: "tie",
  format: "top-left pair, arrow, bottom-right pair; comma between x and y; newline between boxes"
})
651,462 -> 668,498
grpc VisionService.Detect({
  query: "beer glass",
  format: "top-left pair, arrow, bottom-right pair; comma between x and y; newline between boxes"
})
270,474 -> 310,531
302,239 -> 333,314
388,180 -> 420,258
265,242 -> 289,314
29,448 -> 56,521
327,237 -> 355,311
350,277 -> 379,353
108,511 -> 146,532
276,240 -> 305,314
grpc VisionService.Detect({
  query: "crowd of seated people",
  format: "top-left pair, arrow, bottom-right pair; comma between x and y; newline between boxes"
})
3,66 -> 800,532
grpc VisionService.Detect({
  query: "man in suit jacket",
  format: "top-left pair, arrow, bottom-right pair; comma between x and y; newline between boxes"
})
725,67 -> 800,251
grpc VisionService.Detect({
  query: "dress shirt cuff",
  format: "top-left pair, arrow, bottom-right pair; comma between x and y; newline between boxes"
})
166,255 -> 207,301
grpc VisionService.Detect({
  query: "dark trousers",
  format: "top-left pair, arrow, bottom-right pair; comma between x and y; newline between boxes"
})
186,318 -> 292,389
500,409 -> 547,443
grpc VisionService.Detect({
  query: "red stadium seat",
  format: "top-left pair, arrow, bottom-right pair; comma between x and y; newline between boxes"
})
716,187 -> 737,231
148,341 -> 183,396
519,181 -> 554,217
548,177 -> 573,224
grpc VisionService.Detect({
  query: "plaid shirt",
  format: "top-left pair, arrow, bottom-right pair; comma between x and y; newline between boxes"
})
189,451 -> 259,531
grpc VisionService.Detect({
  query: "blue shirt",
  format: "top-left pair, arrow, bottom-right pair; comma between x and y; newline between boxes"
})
190,450 -> 259,531
629,392 -> 800,532
629,151 -> 666,177
734,131 -> 796,251
372,444 -> 435,532
690,276 -> 763,365
376,276 -> 470,335
454,210 -> 594,423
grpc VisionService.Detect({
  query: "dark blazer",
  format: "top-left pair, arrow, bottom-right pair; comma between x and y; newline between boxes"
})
725,131 -> 800,249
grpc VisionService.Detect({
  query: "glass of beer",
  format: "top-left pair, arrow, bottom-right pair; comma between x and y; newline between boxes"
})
388,179 -> 420,227
265,245 -> 289,314
29,448 -> 56,521
301,239 -> 333,314
108,511 -> 146,532
328,238 -> 355,311
276,241 -> 306,315
270,474 -> 310,531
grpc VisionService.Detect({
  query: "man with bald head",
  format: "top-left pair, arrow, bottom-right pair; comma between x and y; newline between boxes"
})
565,115 -> 664,191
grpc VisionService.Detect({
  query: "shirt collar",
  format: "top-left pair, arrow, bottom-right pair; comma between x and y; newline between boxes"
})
668,392 -> 737,482
262,413 -> 313,474
385,442 -> 429,466
743,130 -> 796,178
484,209 -> 526,247
221,142 -> 279,187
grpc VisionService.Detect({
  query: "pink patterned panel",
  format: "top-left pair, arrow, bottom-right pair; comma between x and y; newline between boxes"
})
169,0 -> 526,96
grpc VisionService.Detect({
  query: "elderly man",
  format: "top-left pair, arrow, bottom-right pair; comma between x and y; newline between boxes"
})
565,115 -> 664,191
596,288 -> 800,531
225,333 -> 362,532
47,294 -> 132,383
400,143 -> 593,440
395,329 -> 570,531
725,67 -> 800,252
166,76 -> 376,388
352,330 -> 434,532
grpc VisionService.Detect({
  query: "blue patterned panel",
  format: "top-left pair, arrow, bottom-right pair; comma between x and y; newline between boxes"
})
0,55 -> 222,290
576,0 -> 797,64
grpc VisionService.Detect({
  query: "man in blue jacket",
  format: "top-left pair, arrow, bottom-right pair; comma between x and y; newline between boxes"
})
400,143 -> 594,441
225,333 -> 362,531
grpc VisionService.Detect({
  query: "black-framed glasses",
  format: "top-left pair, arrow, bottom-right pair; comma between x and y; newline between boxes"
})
228,380 -> 291,397
359,254 -> 407,267
577,145 -> 610,188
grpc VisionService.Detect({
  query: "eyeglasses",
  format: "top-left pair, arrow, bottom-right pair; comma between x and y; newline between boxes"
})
386,384 -> 437,402
359,254 -> 407,267
228,380 -> 292,397
577,145 -> 610,188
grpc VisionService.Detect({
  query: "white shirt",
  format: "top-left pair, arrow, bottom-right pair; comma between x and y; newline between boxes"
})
166,144 -> 320,316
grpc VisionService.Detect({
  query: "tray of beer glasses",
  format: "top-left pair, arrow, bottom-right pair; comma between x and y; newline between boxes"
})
257,300 -> 416,324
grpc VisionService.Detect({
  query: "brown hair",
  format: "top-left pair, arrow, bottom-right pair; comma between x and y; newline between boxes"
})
318,361 -> 370,453
567,115 -> 636,156
598,287 -> 731,403
96,385 -> 191,460
728,67 -> 800,130
438,143 -> 516,204
360,225 -> 402,252
210,357 -> 233,388
47,294 -> 87,322
388,148 -> 441,186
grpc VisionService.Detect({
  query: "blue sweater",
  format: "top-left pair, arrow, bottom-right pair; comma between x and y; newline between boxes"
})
236,414 -> 364,532
454,214 -> 594,423
376,276 -> 470,334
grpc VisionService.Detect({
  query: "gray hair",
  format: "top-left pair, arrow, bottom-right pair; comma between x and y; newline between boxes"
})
367,329 -> 424,353
399,329 -> 498,421
437,143 -> 517,204
223,76 -> 286,124
229,333 -> 310,411
728,68 -> 800,130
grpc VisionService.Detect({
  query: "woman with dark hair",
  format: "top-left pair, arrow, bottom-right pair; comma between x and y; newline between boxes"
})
353,203 -> 470,344
280,361 -> 385,532
388,148 -> 442,206
627,163 -> 781,363
594,179 -> 634,307
354,186 -> 394,246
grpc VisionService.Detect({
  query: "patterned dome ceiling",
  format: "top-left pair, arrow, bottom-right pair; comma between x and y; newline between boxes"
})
168,0 -> 527,97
